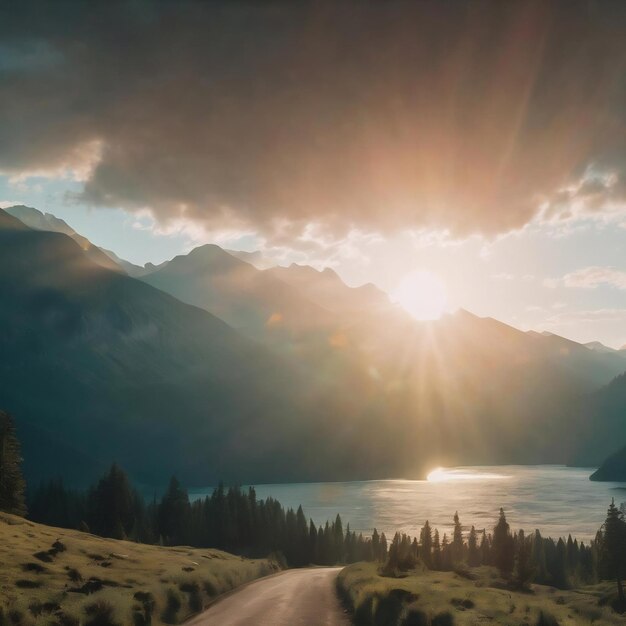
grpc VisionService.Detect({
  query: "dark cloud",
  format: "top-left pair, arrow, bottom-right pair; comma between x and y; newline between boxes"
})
0,0 -> 625,239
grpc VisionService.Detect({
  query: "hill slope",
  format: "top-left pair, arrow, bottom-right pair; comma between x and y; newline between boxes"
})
0,512 -> 277,625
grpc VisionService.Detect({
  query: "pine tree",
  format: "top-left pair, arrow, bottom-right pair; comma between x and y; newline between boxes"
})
480,530 -> 490,565
603,498 -> 626,606
493,508 -> 514,578
468,525 -> 480,567
514,529 -> 534,589
158,476 -> 190,546
532,530 -> 548,584
380,532 -> 388,562
88,464 -> 136,538
452,511 -> 463,564
441,533 -> 452,571
420,521 -> 432,568
372,528 -> 381,561
0,411 -> 26,517
432,529 -> 441,570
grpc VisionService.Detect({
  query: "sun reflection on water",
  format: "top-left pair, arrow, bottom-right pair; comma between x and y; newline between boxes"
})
427,467 -> 510,483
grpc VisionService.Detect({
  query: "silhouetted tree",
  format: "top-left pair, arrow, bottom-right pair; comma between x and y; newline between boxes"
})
493,508 -> 514,578
432,529 -> 441,570
372,528 -> 381,561
514,529 -> 534,589
88,464 -> 136,539
468,525 -> 480,567
380,532 -> 388,562
0,411 -> 26,517
158,476 -> 190,545
420,521 -> 432,568
452,511 -> 463,564
603,498 -> 626,606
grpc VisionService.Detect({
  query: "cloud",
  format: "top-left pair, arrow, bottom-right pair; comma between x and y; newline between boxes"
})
1,1 -> 625,244
562,266 -> 626,290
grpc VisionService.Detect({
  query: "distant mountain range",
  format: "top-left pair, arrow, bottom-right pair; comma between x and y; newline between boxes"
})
4,204 -> 626,487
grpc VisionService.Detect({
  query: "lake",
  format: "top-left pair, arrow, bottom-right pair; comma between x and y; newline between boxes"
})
190,466 -> 626,543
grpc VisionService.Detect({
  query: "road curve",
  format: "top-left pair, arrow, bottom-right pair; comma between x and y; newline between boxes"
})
187,567 -> 351,626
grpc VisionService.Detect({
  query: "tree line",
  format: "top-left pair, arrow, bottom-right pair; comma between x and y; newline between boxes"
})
382,508 -> 600,589
2,410 -> 626,603
27,467 -> 376,567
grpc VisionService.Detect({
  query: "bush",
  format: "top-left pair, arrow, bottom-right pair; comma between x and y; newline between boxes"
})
374,594 -> 404,625
50,612 -> 79,626
401,609 -> 429,626
15,579 -> 41,588
66,567 -> 83,583
536,611 -> 560,626
432,612 -> 455,626
21,562 -> 45,573
161,589 -> 182,624
84,601 -> 120,626
132,592 -> 155,626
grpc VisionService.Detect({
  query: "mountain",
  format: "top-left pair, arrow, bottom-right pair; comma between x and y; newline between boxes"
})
141,245 -> 337,346
6,206 -> 626,485
569,372 -> 626,467
226,249 -> 274,270
100,247 -> 149,277
268,263 -> 393,316
0,209 -> 392,487
584,341 -> 625,355
525,330 -> 626,388
139,239 -> 626,470
5,205 -> 123,273
590,443 -> 626,481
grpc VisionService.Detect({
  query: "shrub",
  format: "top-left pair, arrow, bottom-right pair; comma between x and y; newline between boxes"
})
401,609 -> 429,626
84,601 -> 120,626
132,592 -> 155,626
536,611 -> 560,626
66,567 -> 83,583
6,609 -> 27,626
374,594 -> 404,625
432,612 -> 455,626
27,602 -> 42,617
51,540 -> 66,553
161,589 -> 182,624
49,612 -> 79,626
15,579 -> 42,588
21,562 -> 45,573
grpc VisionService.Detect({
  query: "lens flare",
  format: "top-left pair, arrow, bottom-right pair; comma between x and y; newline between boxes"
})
391,270 -> 448,321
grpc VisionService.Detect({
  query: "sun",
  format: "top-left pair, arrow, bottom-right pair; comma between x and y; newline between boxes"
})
391,269 -> 448,321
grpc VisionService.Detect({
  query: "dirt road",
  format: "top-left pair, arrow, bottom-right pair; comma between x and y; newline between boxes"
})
187,567 -> 351,626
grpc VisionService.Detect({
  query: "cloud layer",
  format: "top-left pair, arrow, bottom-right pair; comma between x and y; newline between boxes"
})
1,0 -> 625,241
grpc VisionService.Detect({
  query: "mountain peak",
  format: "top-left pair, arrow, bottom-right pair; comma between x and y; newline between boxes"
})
0,207 -> 30,231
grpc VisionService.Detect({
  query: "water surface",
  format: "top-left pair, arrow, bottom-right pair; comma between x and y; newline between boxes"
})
190,466 -> 626,542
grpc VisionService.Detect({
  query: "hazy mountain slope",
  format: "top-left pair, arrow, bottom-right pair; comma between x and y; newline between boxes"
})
140,237 -> 626,471
5,205 -> 123,273
569,372 -> 626,467
4,207 -> 626,483
268,263 -> 392,316
525,330 -> 626,388
100,247 -> 149,276
141,245 -> 336,342
590,442 -> 626,481
0,209 -> 390,487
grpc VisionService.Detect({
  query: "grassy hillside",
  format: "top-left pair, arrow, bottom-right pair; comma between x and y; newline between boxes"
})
338,562 -> 622,626
0,512 -> 278,626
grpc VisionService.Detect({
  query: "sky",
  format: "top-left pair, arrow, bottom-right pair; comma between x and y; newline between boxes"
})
1,0 -> 626,347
